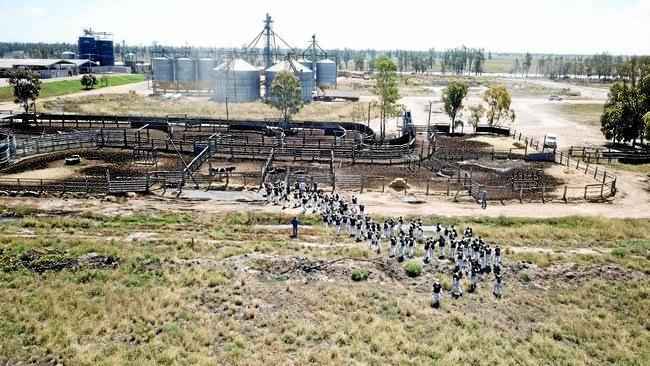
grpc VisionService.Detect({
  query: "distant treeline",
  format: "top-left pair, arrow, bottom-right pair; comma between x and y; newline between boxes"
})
2,42 -> 648,82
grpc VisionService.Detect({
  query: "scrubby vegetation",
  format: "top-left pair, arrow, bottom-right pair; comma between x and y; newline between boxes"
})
0,210 -> 647,364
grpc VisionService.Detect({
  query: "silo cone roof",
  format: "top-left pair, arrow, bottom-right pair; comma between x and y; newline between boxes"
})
266,59 -> 312,73
214,58 -> 258,71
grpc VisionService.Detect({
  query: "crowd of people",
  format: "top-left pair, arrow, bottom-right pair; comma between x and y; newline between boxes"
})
262,180 -> 505,308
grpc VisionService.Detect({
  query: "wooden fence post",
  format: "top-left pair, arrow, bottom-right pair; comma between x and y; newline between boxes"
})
562,185 -> 567,203
584,185 -> 588,199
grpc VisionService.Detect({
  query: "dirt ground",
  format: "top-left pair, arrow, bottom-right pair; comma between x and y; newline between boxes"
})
0,149 -> 185,179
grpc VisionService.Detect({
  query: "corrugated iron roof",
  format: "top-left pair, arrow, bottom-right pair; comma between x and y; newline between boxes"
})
0,58 -> 78,68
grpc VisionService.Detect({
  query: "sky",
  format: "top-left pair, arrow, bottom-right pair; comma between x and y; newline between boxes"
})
1,0 -> 649,55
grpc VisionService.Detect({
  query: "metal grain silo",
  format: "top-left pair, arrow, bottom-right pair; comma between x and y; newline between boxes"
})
297,58 -> 313,71
175,57 -> 196,84
198,58 -> 216,89
316,59 -> 337,87
124,53 -> 136,63
265,59 -> 314,103
213,58 -> 261,102
152,57 -> 174,82
61,51 -> 76,60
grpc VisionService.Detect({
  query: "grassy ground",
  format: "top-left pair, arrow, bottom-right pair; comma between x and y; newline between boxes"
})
39,93 -> 382,122
608,162 -> 650,175
547,103 -> 604,127
0,209 -> 648,364
0,75 -> 145,102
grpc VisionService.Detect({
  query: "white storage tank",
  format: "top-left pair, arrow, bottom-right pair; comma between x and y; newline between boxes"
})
198,58 -> 216,89
175,57 -> 196,84
152,56 -> 174,82
316,59 -> 337,87
213,58 -> 261,102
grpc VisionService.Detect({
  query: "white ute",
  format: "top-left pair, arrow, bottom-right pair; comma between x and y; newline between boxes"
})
544,134 -> 558,149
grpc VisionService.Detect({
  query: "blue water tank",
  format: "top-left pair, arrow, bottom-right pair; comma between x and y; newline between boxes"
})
96,40 -> 115,66
78,36 -> 96,60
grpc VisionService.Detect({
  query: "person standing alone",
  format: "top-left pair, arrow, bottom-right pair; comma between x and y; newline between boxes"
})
290,216 -> 300,238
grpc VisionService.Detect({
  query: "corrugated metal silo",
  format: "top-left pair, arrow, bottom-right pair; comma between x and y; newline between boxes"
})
265,59 -> 314,103
125,53 -> 136,63
213,58 -> 261,102
152,57 -> 174,82
61,51 -> 76,60
175,57 -> 196,84
297,58 -> 312,71
198,58 -> 216,88
316,59 -> 337,87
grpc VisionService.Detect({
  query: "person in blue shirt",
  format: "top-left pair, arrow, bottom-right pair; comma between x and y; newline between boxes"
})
290,216 -> 300,238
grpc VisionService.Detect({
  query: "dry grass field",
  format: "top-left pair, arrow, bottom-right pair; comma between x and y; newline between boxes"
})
0,208 -> 648,365
38,93 -> 381,122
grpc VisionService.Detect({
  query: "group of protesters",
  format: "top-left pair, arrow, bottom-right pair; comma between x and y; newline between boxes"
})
262,179 -> 504,307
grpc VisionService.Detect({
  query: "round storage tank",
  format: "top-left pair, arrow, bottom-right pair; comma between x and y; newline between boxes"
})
175,57 -> 196,84
198,58 -> 216,88
78,36 -> 96,60
297,58 -> 313,71
61,51 -> 76,60
316,59 -> 337,87
96,40 -> 115,66
152,57 -> 174,82
213,58 -> 261,103
125,53 -> 136,63
265,59 -> 314,103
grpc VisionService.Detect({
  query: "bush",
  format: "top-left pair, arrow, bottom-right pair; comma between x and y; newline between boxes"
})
404,260 -> 422,277
351,268 -> 370,281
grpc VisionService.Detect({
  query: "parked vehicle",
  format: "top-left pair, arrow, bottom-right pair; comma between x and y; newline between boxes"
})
544,134 -> 558,149
64,155 -> 81,165
548,94 -> 564,101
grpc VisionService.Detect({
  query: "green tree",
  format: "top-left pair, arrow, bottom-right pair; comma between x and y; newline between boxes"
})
372,56 -> 400,140
483,86 -> 516,126
268,70 -> 304,123
441,81 -> 469,133
644,112 -> 650,141
467,104 -> 486,129
81,74 -> 98,90
523,52 -> 533,77
600,75 -> 649,145
354,56 -> 365,71
8,69 -> 41,114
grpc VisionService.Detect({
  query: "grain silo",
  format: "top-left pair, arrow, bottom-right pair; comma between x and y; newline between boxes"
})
213,58 -> 261,102
198,58 -> 216,90
152,56 -> 174,90
316,59 -> 337,87
61,51 -> 76,60
297,58 -> 313,71
175,57 -> 196,87
265,59 -> 314,103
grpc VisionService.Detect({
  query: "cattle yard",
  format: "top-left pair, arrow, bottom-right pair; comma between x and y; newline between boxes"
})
0,113 -> 616,203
